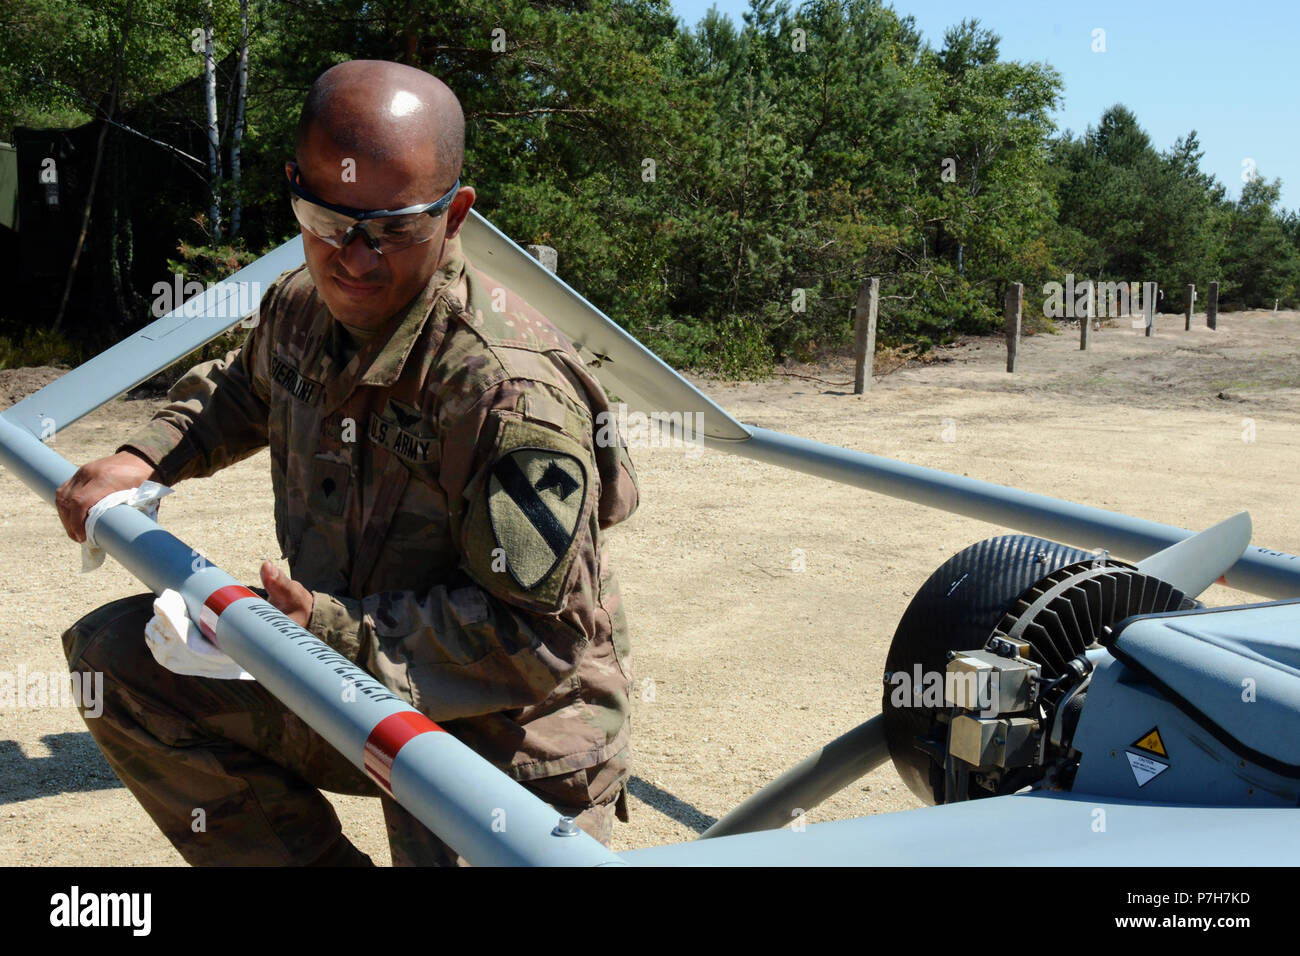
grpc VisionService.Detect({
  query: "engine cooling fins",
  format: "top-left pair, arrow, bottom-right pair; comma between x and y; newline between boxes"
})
994,560 -> 1198,678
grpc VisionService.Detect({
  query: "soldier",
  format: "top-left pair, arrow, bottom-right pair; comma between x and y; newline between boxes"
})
53,60 -> 640,866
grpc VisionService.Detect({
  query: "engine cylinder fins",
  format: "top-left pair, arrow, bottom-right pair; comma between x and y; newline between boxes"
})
882,535 -> 1096,805
882,535 -> 1197,806
994,560 -> 1197,678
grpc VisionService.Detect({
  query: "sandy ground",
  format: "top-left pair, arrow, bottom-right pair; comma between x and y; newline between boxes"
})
1,308 -> 1297,865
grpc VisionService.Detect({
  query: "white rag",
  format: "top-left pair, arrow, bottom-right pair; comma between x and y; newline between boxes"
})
81,480 -> 174,572
144,589 -> 254,681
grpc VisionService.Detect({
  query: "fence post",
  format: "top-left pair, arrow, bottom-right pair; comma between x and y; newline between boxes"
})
853,277 -> 879,394
1005,283 -> 1023,373
1207,281 -> 1219,330
526,244 -> 557,274
1143,281 -> 1156,337
1185,284 -> 1195,331
1080,280 -> 1093,350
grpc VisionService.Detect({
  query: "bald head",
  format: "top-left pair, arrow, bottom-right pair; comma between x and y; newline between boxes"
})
296,60 -> 464,184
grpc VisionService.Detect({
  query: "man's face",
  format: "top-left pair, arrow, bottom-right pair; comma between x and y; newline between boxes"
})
289,125 -> 471,329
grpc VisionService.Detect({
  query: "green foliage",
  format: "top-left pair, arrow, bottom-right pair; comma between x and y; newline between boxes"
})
0,327 -> 85,370
1045,108 -> 1284,314
4,0 -> 1299,376
132,238 -> 262,390
0,0 -> 230,139
1219,176 -> 1300,308
638,312 -> 774,377
165,239 -> 257,289
879,265 -> 1000,350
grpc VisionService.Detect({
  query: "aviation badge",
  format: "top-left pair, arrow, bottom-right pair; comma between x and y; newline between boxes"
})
487,444 -> 588,591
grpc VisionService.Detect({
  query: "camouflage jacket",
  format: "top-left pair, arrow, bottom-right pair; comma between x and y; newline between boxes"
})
121,236 -> 640,796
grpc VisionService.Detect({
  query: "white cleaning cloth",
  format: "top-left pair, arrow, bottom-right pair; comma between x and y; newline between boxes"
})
144,588 -> 254,681
81,481 -> 174,572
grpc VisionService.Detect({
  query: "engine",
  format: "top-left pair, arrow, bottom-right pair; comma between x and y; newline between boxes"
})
883,534 -> 1300,807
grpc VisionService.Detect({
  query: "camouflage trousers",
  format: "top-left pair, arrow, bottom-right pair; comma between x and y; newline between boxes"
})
62,593 -> 625,866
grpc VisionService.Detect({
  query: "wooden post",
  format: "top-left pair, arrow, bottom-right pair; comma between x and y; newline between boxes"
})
526,244 -> 558,274
1144,281 -> 1156,337
1005,283 -> 1022,373
1185,284 -> 1195,331
1080,280 -> 1093,350
1207,281 -> 1219,330
853,278 -> 879,394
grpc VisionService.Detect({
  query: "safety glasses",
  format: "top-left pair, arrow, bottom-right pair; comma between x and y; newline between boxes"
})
286,161 -> 460,254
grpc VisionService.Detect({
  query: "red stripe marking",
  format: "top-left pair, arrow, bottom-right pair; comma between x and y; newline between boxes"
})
364,711 -> 445,794
199,585 -> 258,643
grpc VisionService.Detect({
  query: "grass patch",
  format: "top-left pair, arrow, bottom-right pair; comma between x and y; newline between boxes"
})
0,328 -> 84,370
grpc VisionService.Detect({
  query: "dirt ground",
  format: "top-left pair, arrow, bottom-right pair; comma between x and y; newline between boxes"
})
1,308 -> 1297,865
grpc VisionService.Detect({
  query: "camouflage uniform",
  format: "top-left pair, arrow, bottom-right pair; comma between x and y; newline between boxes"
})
62,235 -> 640,865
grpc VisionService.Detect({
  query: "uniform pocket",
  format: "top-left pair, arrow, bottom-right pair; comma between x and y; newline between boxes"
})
600,564 -> 633,685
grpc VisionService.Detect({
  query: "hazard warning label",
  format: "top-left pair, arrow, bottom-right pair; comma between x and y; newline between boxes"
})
1126,751 -> 1169,787
1131,726 -> 1168,758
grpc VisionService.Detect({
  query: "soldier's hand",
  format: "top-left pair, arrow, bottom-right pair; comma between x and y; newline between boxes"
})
261,560 -> 313,628
55,450 -> 158,543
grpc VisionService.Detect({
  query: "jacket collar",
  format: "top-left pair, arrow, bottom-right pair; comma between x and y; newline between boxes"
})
355,234 -> 468,388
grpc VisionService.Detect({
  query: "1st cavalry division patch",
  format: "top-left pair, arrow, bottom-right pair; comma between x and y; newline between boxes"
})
487,446 -> 587,590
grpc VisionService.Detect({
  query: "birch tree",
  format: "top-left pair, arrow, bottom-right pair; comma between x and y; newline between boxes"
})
229,0 -> 248,236
202,0 -> 221,239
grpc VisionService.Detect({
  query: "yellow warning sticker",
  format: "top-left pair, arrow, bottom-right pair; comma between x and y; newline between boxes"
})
1132,726 -> 1168,758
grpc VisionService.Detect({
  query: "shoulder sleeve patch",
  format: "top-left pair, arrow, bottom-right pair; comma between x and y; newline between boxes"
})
464,412 -> 594,607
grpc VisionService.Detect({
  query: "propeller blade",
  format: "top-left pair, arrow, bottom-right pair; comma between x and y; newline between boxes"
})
700,715 -> 890,840
1135,511 -> 1252,599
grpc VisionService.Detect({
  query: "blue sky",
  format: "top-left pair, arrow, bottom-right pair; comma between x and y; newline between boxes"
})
669,0 -> 1300,211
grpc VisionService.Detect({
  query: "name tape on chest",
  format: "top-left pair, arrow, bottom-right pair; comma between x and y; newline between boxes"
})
271,353 -> 321,404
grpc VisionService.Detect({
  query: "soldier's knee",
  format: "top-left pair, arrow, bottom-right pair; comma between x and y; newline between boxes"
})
62,592 -> 158,677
